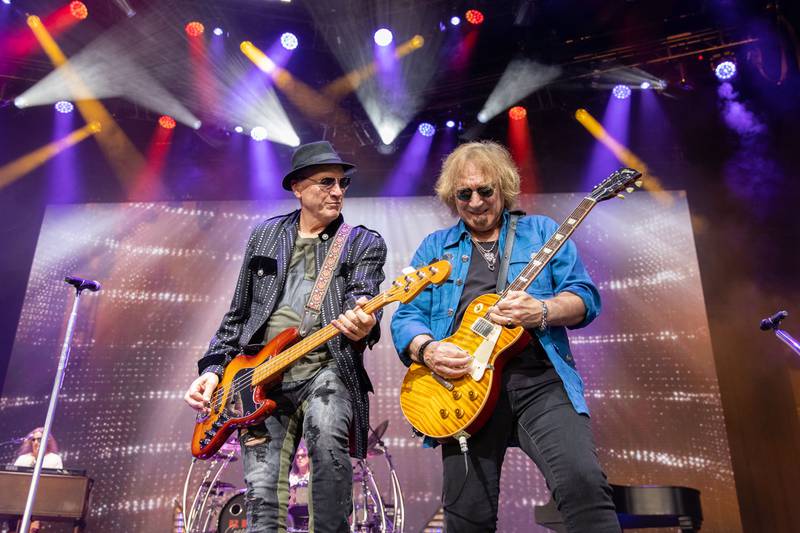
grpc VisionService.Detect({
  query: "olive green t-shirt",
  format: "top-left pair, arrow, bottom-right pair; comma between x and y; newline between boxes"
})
263,235 -> 331,383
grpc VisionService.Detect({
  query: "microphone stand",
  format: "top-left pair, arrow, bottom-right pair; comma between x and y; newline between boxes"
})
19,277 -> 100,533
761,310 -> 800,357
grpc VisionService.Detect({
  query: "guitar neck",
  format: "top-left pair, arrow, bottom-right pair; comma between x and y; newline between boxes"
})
251,293 -> 388,387
503,197 -> 597,295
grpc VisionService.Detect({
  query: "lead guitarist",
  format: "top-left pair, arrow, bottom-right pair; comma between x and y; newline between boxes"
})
390,141 -> 620,532
184,141 -> 386,533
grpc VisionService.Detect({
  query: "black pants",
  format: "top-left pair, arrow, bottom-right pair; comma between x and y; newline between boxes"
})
441,373 -> 620,533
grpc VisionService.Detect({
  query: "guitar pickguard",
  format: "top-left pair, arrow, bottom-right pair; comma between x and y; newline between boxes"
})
469,323 -> 501,381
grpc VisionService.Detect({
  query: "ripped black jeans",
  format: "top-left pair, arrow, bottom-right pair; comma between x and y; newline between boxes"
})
239,365 -> 353,533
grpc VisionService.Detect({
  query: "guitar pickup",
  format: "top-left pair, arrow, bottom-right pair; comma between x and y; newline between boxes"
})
471,317 -> 496,339
430,372 -> 454,391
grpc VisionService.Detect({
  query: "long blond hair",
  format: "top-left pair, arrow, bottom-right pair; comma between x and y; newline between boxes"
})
435,141 -> 520,213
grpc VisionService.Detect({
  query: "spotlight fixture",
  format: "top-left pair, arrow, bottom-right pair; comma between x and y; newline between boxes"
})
374,28 -> 393,47
70,1 -> 88,20
465,9 -> 484,25
281,32 -> 298,50
213,27 -> 223,36
234,126 -> 243,133
445,120 -> 456,128
713,58 -> 737,81
159,115 -> 176,129
54,101 -> 74,114
612,84 -> 631,100
450,16 -> 461,26
250,126 -> 268,141
1,0 -> 11,5
640,81 -> 651,90
418,122 -> 435,137
508,106 -> 527,120
185,21 -> 204,37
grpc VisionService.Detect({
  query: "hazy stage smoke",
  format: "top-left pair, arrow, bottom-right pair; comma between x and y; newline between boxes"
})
477,58 -> 561,123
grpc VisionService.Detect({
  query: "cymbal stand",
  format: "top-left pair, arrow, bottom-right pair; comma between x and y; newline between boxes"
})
185,449 -> 236,532
377,443 -> 405,533
197,450 -> 237,532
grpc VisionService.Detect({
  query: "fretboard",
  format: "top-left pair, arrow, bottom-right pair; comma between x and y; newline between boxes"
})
502,197 -> 597,296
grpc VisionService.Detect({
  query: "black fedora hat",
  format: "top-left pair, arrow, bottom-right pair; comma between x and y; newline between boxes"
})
282,141 -> 355,190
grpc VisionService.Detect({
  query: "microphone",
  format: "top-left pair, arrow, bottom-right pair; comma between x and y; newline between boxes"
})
64,276 -> 102,292
760,310 -> 788,331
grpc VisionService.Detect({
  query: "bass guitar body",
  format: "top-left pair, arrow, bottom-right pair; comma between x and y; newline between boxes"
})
399,293 -> 531,441
190,328 -> 301,459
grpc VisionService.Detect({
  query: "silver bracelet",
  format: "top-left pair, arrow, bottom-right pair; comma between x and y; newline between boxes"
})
538,301 -> 549,331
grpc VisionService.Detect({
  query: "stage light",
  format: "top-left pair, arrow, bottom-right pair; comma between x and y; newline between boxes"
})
418,122 -> 435,137
612,84 -> 631,100
640,81 -> 651,90
213,27 -> 223,36
54,101 -> 74,113
281,32 -> 298,50
250,126 -> 267,141
715,60 -> 737,81
1,0 -> 11,5
159,115 -> 176,129
446,120 -> 456,128
70,1 -> 88,20
508,106 -> 527,120
374,28 -> 393,47
477,111 -> 489,123
185,21 -> 204,37
234,126 -> 243,133
450,16 -> 461,26
465,9 -> 484,25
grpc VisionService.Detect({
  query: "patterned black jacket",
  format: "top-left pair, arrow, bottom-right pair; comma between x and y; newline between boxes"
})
197,209 -> 387,458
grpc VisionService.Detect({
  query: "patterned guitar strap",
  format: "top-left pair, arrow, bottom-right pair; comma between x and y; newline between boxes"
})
298,223 -> 353,337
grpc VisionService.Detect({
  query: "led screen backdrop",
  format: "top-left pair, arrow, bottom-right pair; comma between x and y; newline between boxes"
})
0,192 -> 740,532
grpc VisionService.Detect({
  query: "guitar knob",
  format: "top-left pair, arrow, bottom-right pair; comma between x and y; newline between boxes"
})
439,409 -> 449,419
455,408 -> 464,419
452,391 -> 462,400
468,390 -> 478,401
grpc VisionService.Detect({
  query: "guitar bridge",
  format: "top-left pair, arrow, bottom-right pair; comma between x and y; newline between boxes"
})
430,371 -> 454,391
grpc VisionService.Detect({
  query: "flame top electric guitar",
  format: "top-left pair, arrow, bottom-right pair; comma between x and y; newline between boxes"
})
399,168 -> 643,441
191,260 -> 451,459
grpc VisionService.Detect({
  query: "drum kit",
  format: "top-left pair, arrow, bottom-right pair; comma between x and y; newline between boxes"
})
181,421 -> 404,533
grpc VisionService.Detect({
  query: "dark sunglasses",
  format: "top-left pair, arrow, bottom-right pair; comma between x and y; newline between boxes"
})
455,185 -> 495,202
306,176 -> 351,191
31,437 -> 42,442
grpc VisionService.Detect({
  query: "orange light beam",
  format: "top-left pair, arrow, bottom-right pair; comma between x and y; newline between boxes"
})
0,122 -> 100,189
322,35 -> 425,102
574,108 -> 665,193
240,41 -> 351,124
26,15 -> 145,187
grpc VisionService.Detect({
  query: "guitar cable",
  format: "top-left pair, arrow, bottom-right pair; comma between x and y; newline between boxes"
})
442,435 -> 471,508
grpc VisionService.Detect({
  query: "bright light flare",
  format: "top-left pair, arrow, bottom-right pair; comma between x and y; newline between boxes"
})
612,85 -> 631,100
250,126 -> 267,141
509,106 -> 527,120
281,32 -> 298,50
446,120 -> 455,128
640,81 -> 651,90
69,1 -> 88,20
213,27 -> 223,36
465,9 -> 484,25
418,122 -> 435,137
55,100 -> 74,113
374,28 -> 393,47
185,21 -> 204,37
715,60 -> 737,80
241,41 -> 276,73
450,16 -> 461,26
159,115 -> 176,129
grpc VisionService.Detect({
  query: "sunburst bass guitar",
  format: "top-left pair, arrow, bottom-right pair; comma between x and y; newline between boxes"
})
191,260 -> 452,459
399,168 -> 642,441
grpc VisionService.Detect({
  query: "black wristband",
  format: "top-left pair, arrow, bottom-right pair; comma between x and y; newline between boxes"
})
417,338 -> 436,365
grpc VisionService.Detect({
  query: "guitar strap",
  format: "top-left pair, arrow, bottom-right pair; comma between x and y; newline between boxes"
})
298,223 -> 352,337
496,211 -> 524,294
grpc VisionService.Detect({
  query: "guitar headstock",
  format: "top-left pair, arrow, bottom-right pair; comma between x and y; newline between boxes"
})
588,168 -> 643,202
385,260 -> 452,304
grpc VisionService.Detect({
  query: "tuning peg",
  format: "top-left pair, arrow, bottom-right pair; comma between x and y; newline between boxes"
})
634,179 -> 643,188
401,266 -> 415,275
625,187 -> 634,193
616,193 -> 625,199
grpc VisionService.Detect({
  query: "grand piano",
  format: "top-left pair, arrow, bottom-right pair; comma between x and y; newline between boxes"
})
534,484 -> 703,532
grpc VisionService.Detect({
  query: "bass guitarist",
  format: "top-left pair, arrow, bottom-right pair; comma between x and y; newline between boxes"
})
184,141 -> 386,533
390,141 -> 620,532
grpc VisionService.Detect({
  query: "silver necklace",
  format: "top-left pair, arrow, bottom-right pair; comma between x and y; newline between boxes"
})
471,237 -> 498,271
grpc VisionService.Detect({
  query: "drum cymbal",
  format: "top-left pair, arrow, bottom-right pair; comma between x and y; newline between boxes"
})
366,420 -> 389,453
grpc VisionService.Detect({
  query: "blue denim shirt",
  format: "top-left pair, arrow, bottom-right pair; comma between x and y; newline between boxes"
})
390,209 -> 601,416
